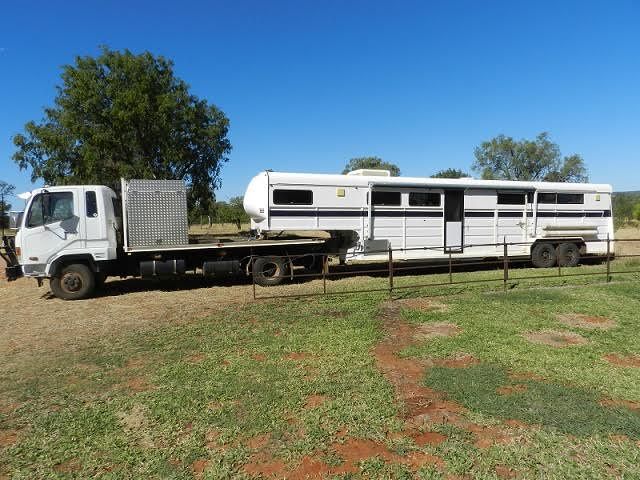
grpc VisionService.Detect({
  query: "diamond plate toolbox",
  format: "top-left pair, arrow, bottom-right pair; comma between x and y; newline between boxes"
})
124,179 -> 189,247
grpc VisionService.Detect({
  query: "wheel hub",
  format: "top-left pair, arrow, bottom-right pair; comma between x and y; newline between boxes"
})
62,273 -> 83,292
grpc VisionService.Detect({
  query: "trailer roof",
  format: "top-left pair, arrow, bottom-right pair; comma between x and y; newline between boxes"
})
265,171 -> 612,192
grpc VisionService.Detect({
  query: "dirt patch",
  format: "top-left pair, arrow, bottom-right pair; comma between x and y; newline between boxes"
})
396,297 -> 448,312
604,354 -> 640,368
433,354 -> 479,368
0,429 -> 19,447
53,459 -> 81,473
557,313 -> 616,330
332,438 -> 403,473
523,330 -> 588,347
411,430 -> 447,446
414,322 -> 461,341
185,353 -> 206,363
495,465 -> 517,479
600,398 -> 640,410
251,353 -> 266,362
246,433 -> 271,449
124,376 -> 154,392
496,384 -> 528,395
284,352 -> 313,361
191,459 -> 210,479
243,453 -> 287,478
304,394 -> 328,409
116,404 -> 154,448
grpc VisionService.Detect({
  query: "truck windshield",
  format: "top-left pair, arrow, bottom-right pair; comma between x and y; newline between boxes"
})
26,192 -> 74,228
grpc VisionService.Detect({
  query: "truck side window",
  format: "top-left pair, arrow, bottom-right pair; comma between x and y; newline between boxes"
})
26,192 -> 74,228
86,191 -> 98,217
273,189 -> 313,205
409,192 -> 440,207
497,193 -> 526,205
538,193 -> 556,203
372,191 -> 401,206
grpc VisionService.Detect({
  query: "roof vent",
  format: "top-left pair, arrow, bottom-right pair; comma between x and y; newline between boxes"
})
346,169 -> 391,177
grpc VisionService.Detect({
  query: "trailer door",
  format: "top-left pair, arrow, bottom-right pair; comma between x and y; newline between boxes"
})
444,190 -> 464,252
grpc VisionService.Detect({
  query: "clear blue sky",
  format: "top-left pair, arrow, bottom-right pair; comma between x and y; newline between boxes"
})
1,0 -> 639,205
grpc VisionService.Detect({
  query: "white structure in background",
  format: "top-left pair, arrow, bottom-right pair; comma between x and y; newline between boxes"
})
244,170 -> 614,266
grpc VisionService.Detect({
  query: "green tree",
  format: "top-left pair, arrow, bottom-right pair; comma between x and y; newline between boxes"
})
342,157 -> 401,176
472,132 -> 588,182
0,181 -> 15,231
633,202 -> 640,222
215,196 -> 249,229
431,168 -> 470,179
12,47 -> 231,212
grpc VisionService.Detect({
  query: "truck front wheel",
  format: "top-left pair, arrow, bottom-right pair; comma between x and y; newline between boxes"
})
50,264 -> 96,300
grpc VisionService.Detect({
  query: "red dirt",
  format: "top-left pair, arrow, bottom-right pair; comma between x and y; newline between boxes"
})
251,353 -> 266,362
304,394 -> 328,409
287,456 -> 331,479
496,384 -> 528,395
557,313 -> 616,330
433,354 -> 479,368
495,465 -> 517,478
204,429 -> 221,449
53,459 -> 81,473
243,453 -> 287,478
523,330 -> 588,347
285,352 -> 313,361
411,430 -> 447,446
124,376 -> 154,392
604,354 -> 640,368
332,438 -> 403,473
0,402 -> 20,415
186,353 -> 206,363
600,398 -> 640,410
191,459 -> 210,478
246,433 -> 271,449
504,419 -> 530,429
0,429 -> 19,447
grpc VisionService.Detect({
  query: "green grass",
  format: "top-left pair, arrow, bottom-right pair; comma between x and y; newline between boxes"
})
3,268 -> 640,478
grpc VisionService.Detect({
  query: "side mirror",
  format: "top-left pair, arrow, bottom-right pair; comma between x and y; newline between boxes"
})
9,211 -> 23,230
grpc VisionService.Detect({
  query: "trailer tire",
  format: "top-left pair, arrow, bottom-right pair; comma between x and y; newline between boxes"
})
557,242 -> 581,267
531,243 -> 557,268
50,263 -> 96,300
253,256 -> 288,286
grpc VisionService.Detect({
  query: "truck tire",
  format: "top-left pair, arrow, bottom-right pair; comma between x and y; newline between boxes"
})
557,242 -> 581,267
531,243 -> 557,268
50,263 -> 96,300
253,256 -> 288,287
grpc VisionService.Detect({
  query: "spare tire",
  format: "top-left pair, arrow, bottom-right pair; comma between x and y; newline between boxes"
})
252,256 -> 288,286
557,242 -> 581,267
531,243 -> 557,268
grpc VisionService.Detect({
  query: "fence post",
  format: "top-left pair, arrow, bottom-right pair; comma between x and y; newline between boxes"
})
251,248 -> 256,300
448,251 -> 453,284
388,246 -> 394,298
606,234 -> 611,283
322,254 -> 327,295
503,238 -> 508,292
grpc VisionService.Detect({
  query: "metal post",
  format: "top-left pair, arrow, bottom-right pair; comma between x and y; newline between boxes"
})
322,254 -> 327,295
251,248 -> 256,300
448,252 -> 453,284
606,234 -> 611,283
388,246 -> 394,298
503,238 -> 508,292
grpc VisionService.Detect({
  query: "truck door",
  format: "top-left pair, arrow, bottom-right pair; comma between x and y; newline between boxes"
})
20,190 -> 82,275
444,190 -> 464,252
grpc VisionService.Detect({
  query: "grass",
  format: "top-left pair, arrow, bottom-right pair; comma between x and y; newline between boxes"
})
3,259 -> 640,477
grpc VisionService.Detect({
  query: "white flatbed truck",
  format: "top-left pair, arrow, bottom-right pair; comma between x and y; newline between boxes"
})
2,179 -> 327,299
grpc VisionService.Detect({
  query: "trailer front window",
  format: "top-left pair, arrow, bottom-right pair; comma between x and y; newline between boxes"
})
372,191 -> 401,206
273,189 -> 313,205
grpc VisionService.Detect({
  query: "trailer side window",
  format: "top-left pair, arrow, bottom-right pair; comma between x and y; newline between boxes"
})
273,189 -> 313,205
409,192 -> 441,207
372,191 -> 401,206
557,193 -> 584,204
538,193 -> 556,204
26,192 -> 74,228
497,193 -> 526,205
86,191 -> 98,217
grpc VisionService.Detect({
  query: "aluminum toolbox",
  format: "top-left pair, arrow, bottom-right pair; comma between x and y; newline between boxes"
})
122,179 -> 189,248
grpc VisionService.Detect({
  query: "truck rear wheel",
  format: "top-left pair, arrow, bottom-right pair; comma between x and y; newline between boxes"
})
50,264 -> 96,300
252,256 -> 288,287
531,243 -> 557,268
557,242 -> 581,267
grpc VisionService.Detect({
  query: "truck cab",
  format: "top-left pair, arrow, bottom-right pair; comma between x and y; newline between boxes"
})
14,185 -> 121,297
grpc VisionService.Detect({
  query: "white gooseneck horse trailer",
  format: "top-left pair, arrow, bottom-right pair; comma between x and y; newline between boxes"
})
244,170 -> 614,267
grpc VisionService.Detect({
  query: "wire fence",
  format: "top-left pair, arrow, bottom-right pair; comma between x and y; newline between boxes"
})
250,237 -> 640,300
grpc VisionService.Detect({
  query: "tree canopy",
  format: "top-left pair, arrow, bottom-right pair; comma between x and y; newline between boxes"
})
431,168 -> 470,179
0,181 -> 15,230
12,47 -> 231,213
342,157 -> 400,176
472,132 -> 588,182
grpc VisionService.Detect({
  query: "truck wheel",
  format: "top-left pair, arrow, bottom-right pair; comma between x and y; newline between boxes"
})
253,256 -> 288,286
50,264 -> 96,300
557,243 -> 581,267
531,243 -> 557,268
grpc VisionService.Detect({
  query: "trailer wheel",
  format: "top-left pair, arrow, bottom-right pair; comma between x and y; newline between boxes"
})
531,243 -> 557,268
557,242 -> 581,267
253,256 -> 288,286
50,263 -> 96,300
